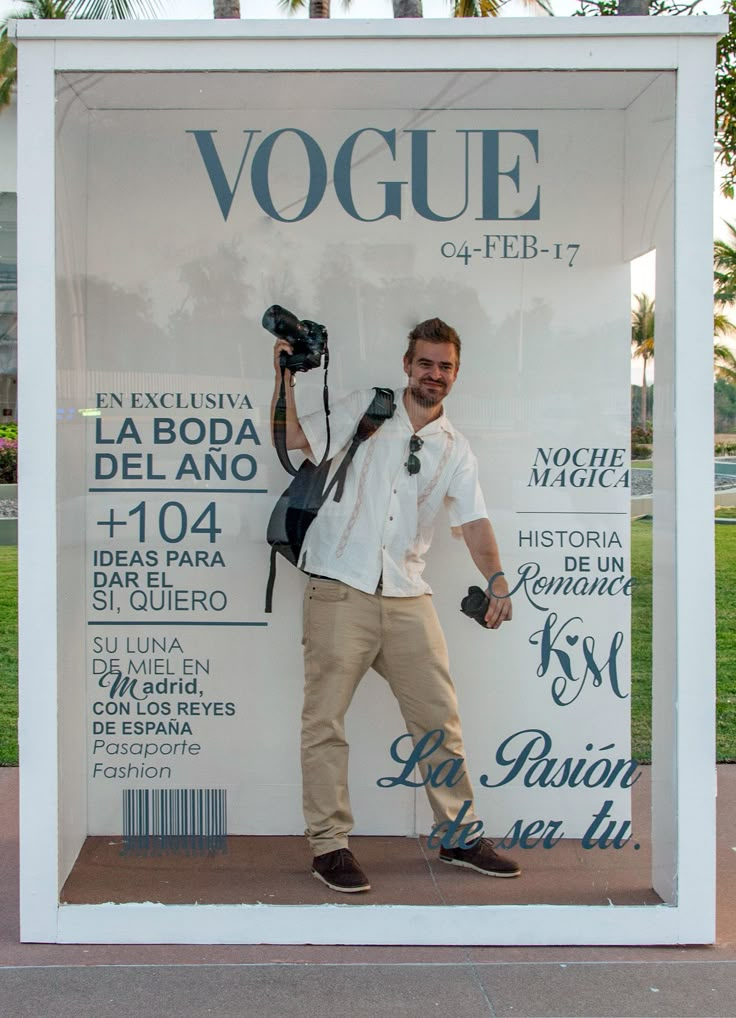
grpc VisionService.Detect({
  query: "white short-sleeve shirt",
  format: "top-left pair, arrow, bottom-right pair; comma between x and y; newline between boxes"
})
298,387 -> 488,596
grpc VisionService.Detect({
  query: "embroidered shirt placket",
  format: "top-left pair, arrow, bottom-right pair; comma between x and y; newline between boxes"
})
335,434 -> 379,559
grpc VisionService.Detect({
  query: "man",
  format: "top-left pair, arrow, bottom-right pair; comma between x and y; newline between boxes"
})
271,317 -> 519,893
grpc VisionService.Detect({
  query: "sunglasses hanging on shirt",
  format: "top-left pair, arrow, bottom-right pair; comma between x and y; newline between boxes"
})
406,435 -> 424,475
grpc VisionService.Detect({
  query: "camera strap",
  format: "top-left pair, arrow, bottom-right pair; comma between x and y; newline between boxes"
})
271,346 -> 331,477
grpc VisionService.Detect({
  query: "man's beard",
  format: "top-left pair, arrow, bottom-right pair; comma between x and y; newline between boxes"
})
409,378 -> 446,407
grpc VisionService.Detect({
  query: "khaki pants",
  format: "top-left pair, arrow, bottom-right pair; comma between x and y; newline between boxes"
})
302,577 -> 481,856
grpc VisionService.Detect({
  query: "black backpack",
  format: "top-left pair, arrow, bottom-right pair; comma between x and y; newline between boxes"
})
265,384 -> 395,612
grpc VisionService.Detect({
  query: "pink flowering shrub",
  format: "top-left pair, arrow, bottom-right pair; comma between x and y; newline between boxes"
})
0,437 -> 17,483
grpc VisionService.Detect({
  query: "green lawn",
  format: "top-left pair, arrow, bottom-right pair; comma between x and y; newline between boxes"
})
630,520 -> 652,761
0,547 -> 17,766
630,517 -> 736,762
715,517 -> 736,761
0,529 -> 735,765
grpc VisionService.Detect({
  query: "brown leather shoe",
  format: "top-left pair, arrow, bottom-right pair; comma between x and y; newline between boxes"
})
439,838 -> 521,878
311,848 -> 371,893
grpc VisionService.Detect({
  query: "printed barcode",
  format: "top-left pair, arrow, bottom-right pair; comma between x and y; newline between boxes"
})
122,788 -> 227,855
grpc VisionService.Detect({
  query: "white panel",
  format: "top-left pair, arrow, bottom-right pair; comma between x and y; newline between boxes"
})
55,900 -> 685,947
651,210 -> 677,904
13,19 -> 721,945
62,90 -> 632,845
57,70 -> 661,113
623,73 -> 675,263
56,85 -> 92,888
17,40 -> 60,943
669,36 -> 717,940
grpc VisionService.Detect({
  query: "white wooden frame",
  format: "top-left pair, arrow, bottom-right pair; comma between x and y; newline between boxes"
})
14,17 -> 723,945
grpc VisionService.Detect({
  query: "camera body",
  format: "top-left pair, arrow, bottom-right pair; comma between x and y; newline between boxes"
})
262,305 -> 328,373
461,585 -> 490,627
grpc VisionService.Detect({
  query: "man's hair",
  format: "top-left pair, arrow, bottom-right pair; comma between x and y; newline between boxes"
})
405,318 -> 461,366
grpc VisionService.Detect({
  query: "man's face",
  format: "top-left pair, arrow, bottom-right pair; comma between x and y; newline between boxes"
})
403,340 -> 459,407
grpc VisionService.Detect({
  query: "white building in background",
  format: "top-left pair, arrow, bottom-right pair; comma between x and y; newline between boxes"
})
0,94 -> 17,418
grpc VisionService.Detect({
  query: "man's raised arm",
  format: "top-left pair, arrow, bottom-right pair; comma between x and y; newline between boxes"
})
271,338 -> 312,454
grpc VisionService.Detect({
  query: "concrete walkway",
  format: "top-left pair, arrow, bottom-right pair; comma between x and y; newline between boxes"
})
0,766 -> 734,1018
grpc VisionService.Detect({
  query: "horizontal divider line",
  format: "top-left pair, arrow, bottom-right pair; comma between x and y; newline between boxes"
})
86,621 -> 268,627
88,488 -> 268,494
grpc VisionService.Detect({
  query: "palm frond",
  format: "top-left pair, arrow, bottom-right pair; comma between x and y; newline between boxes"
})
68,0 -> 163,15
715,342 -> 736,384
2,0 -> 72,26
453,0 -> 480,15
631,292 -> 655,357
715,309 -> 736,336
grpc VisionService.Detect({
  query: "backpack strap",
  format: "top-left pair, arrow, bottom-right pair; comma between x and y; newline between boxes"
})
324,388 -> 395,505
265,544 -> 279,615
265,387 -> 394,614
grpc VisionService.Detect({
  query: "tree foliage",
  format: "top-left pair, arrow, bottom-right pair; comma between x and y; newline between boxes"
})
631,293 -> 655,426
1,0 -> 162,110
715,376 -> 736,430
714,219 -> 736,379
717,0 -> 736,198
715,341 -> 736,383
574,0 -> 699,14
715,220 -> 736,306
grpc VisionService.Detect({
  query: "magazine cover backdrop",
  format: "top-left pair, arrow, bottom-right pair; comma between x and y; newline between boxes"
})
55,71 -> 634,862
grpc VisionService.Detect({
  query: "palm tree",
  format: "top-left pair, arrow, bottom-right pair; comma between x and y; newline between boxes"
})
451,0 -> 551,16
631,292 -> 654,427
278,0 -> 334,18
393,0 -> 423,15
715,221 -> 736,307
714,342 -> 736,384
213,1 -> 240,15
713,221 -> 736,381
452,0 -> 498,13
1,0 -> 162,110
4,0 -> 161,19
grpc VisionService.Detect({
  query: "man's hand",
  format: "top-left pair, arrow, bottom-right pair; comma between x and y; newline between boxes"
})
273,338 -> 294,376
484,572 -> 512,629
460,518 -> 513,629
270,338 -> 312,454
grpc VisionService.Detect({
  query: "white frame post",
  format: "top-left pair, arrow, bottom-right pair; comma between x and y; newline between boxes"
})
669,35 -> 718,939
12,17 -> 723,946
16,37 -> 60,943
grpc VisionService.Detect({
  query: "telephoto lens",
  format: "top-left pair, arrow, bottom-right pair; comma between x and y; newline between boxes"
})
262,304 -> 328,373
262,305 -> 304,343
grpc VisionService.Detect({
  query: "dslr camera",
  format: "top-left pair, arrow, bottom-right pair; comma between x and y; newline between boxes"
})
263,304 -> 328,373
